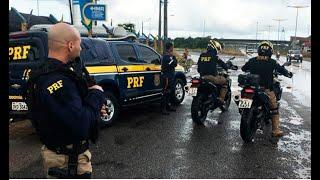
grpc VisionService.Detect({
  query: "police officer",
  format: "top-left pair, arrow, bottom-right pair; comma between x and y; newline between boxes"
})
241,41 -> 293,137
27,23 -> 106,178
197,39 -> 229,106
161,42 -> 177,115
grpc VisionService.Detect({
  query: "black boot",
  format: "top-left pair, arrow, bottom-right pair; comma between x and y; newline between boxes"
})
166,105 -> 176,112
161,108 -> 170,115
160,101 -> 170,115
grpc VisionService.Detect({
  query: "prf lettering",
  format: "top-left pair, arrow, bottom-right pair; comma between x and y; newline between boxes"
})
127,76 -> 144,88
47,80 -> 63,94
9,45 -> 31,60
200,56 -> 211,62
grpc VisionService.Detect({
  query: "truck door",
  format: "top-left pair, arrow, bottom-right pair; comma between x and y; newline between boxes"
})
113,43 -> 146,102
137,45 -> 162,97
9,32 -> 48,119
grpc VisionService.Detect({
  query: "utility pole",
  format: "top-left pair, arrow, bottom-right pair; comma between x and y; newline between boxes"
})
256,21 -> 258,49
158,0 -> 162,41
203,19 -> 206,37
163,0 -> 168,46
142,21 -> 144,34
94,0 -> 98,26
281,27 -> 285,41
37,0 -> 39,16
288,5 -> 309,42
68,0 -> 73,24
265,25 -> 272,40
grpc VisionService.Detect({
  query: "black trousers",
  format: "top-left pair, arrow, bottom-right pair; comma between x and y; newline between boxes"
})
161,76 -> 174,110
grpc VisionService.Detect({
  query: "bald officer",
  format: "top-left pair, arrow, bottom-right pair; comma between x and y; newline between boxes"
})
27,23 -> 106,178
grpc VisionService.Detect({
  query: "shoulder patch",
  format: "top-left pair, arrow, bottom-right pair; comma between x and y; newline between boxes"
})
47,80 -> 64,94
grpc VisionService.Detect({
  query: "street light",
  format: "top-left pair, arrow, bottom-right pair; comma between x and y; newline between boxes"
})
264,25 -> 273,40
287,5 -> 309,42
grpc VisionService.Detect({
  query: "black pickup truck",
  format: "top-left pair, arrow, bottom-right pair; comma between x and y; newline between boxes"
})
9,30 -> 187,126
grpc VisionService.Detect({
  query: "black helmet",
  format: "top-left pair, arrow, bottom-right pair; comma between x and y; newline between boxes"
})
257,40 -> 273,57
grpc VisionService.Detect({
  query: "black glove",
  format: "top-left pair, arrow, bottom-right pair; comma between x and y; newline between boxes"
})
288,72 -> 293,78
232,65 -> 238,70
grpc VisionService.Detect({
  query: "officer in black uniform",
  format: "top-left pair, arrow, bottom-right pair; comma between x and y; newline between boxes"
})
26,23 -> 106,178
197,39 -> 229,105
161,42 -> 178,115
241,41 -> 293,137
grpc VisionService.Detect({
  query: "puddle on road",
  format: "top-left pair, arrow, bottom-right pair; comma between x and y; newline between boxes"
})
277,130 -> 311,179
280,100 -> 304,125
277,99 -> 311,179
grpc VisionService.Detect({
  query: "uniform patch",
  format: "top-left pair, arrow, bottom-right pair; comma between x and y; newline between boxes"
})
47,80 -> 63,94
200,56 -> 211,62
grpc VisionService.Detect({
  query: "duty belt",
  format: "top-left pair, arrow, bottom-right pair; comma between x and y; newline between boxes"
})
45,140 -> 90,178
45,140 -> 89,155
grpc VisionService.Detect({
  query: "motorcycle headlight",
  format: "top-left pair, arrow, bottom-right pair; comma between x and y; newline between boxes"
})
300,54 -> 303,57
291,54 -> 294,57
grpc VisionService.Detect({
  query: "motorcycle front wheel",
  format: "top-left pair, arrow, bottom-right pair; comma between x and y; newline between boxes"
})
191,94 -> 209,124
240,107 -> 258,143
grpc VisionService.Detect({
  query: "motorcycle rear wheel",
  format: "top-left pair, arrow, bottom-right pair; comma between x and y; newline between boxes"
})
240,107 -> 258,143
191,95 -> 209,124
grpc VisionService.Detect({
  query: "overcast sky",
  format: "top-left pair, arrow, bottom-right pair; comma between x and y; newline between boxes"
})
9,0 -> 311,40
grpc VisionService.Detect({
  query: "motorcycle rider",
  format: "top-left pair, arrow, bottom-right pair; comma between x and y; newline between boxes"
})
197,39 -> 229,106
241,41 -> 293,137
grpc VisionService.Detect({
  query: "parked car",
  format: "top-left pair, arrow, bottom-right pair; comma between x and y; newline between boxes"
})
9,30 -> 187,127
287,49 -> 303,63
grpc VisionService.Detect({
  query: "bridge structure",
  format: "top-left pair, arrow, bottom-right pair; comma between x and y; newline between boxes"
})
218,38 -> 291,48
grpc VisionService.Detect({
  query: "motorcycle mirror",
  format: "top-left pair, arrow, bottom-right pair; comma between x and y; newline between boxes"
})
229,56 -> 236,61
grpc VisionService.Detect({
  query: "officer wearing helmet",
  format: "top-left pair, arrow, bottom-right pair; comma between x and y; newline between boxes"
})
197,39 -> 229,106
241,40 -> 293,137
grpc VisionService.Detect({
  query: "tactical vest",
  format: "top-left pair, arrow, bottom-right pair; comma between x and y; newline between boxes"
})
24,59 -> 100,144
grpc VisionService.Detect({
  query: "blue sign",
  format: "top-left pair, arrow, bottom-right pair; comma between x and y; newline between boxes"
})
84,4 -> 106,21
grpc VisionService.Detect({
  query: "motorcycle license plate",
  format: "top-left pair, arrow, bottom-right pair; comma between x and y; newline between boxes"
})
238,99 -> 253,108
11,102 -> 28,111
188,87 -> 198,96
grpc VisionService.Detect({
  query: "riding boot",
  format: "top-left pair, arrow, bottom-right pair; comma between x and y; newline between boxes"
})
272,115 -> 283,137
166,104 -> 176,112
218,86 -> 228,105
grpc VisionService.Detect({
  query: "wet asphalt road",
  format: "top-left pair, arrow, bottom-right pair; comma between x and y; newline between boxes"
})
9,55 -> 311,179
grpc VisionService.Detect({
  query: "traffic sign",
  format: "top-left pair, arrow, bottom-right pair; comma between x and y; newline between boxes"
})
83,3 -> 106,21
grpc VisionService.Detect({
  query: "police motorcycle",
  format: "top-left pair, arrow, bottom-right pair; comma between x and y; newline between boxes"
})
233,61 -> 292,142
185,57 -> 238,124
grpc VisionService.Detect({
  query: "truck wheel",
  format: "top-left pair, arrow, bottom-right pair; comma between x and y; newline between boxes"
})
171,78 -> 185,105
100,91 -> 120,128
